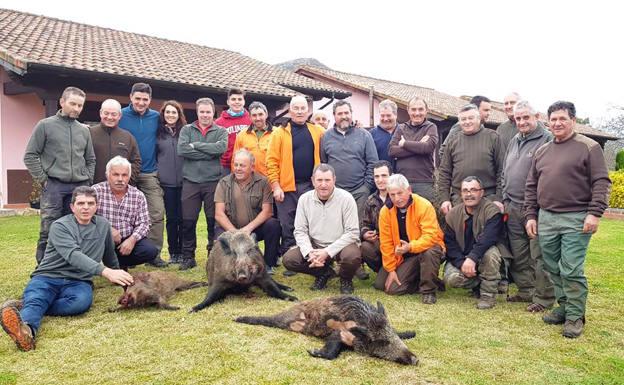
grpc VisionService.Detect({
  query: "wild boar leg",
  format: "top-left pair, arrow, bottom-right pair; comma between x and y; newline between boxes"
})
307,330 -> 344,360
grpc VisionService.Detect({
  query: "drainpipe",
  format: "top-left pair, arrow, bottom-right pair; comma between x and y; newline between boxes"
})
369,86 -> 375,127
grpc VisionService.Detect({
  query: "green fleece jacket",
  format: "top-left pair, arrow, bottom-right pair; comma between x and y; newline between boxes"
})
178,121 -> 228,183
24,111 -> 96,184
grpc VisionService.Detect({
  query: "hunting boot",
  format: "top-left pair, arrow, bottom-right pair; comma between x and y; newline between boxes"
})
168,253 -> 183,264
562,318 -> 585,338
542,308 -> 566,325
310,268 -> 335,291
476,293 -> 496,310
179,255 -> 197,271
340,278 -> 354,295
147,256 -> 169,268
1,301 -> 35,352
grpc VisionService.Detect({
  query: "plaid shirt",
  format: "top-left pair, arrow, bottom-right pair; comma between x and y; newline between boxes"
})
92,181 -> 150,241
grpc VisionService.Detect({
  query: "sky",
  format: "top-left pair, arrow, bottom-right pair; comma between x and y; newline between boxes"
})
6,0 -> 624,123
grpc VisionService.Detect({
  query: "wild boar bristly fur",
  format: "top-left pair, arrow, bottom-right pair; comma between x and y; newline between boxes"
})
108,271 -> 208,312
235,296 -> 419,365
189,230 -> 297,313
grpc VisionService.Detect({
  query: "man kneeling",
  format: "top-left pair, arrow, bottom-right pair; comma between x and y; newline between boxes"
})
283,164 -> 361,294
443,176 -> 504,309
373,174 -> 445,304
92,156 -> 162,269
1,186 -> 133,351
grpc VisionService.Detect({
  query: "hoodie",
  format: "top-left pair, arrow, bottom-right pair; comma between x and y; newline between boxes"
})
215,109 -> 251,168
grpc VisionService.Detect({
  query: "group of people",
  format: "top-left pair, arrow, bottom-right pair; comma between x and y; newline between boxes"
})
0,84 -> 611,352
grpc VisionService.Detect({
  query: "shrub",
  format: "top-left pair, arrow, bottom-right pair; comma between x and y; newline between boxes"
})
616,150 -> 624,171
609,170 -> 624,208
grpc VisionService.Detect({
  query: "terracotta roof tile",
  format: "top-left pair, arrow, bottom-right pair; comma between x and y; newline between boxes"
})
0,8 -> 346,99
296,65 -> 510,124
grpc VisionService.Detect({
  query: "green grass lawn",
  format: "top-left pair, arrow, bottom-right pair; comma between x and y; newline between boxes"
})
0,215 -> 623,385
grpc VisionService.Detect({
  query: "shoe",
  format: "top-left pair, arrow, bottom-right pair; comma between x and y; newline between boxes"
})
476,295 -> 495,310
1,301 -> 35,352
179,255 -> 197,271
355,265 -> 369,281
310,269 -> 335,291
283,270 -> 297,277
147,257 -> 169,268
507,295 -> 532,303
497,281 -> 509,294
542,311 -> 566,325
339,278 -> 354,294
266,266 -> 276,275
562,318 -> 584,338
422,293 -> 437,305
526,303 -> 546,313
2,299 -> 22,311
469,287 -> 480,298
168,253 -> 183,264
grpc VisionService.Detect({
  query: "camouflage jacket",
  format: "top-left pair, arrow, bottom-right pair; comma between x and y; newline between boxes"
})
360,192 -> 390,239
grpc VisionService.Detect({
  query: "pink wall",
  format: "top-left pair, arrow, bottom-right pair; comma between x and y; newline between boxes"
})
0,68 -> 46,206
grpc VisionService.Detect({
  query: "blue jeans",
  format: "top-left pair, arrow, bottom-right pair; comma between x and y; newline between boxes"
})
20,276 -> 93,336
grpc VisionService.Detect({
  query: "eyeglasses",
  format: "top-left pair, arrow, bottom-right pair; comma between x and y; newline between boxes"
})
461,188 -> 482,194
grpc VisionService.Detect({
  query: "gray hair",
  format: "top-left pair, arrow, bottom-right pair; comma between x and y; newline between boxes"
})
312,163 -> 336,178
459,103 -> 480,119
513,100 -> 536,115
462,176 -> 483,188
289,95 -> 308,110
386,174 -> 410,190
196,97 -> 215,110
248,101 -> 267,114
105,155 -> 131,176
332,100 -> 352,114
100,99 -> 121,111
233,148 -> 255,167
379,99 -> 398,115
505,92 -> 521,101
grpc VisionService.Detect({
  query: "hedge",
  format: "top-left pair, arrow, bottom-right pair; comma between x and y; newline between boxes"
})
609,170 -> 624,208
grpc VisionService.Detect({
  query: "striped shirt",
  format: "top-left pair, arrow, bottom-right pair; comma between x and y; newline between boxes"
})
92,181 -> 150,240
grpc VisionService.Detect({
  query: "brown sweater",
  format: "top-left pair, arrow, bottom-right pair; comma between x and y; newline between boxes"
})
388,120 -> 438,183
524,133 -> 611,220
437,126 -> 505,204
89,123 -> 142,185
496,119 -> 518,151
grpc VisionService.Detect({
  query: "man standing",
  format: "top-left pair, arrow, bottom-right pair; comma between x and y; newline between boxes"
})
440,95 -> 492,157
119,83 -> 166,265
310,110 -> 330,129
360,161 -> 393,273
24,86 -> 96,263
443,177 -> 505,309
374,174 -> 445,304
502,100 -> 555,311
321,100 -> 378,219
92,157 -> 160,269
266,96 -> 325,260
0,186 -> 133,352
438,104 -> 505,215
232,101 -> 273,177
388,97 -> 438,202
215,149 -> 281,273
216,88 -> 251,175
370,99 -> 399,170
178,98 -> 228,270
496,92 -> 520,150
283,164 -> 361,294
524,101 -> 611,338
90,99 -> 141,185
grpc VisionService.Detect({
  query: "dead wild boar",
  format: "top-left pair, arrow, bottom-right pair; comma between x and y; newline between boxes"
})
108,271 -> 208,312
189,230 -> 297,313
235,295 -> 419,365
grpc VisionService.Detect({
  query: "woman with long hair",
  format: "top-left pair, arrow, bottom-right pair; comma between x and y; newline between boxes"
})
156,100 -> 187,264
